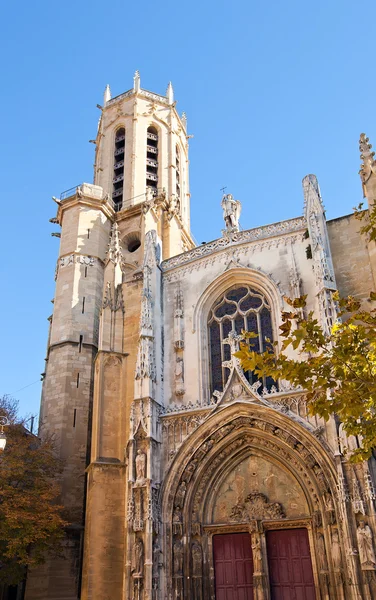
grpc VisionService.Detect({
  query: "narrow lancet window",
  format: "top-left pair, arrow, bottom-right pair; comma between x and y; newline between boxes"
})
146,126 -> 158,192
113,127 -> 125,211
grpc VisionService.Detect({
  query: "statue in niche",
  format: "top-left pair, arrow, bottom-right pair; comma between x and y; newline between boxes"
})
317,533 -> 328,571
152,539 -> 162,579
135,449 -> 146,483
173,539 -> 184,576
132,538 -> 144,577
221,193 -> 241,232
173,509 -> 183,535
192,542 -> 203,600
251,533 -> 263,573
175,481 -> 187,508
357,521 -> 376,567
175,356 -> 184,396
331,530 -> 342,569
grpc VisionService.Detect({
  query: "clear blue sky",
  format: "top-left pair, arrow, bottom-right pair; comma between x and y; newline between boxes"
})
0,0 -> 375,420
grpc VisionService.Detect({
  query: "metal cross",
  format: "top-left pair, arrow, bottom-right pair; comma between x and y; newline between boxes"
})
220,186 -> 227,194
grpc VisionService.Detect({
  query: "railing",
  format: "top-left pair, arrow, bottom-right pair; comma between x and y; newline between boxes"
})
147,132 -> 158,141
114,160 -> 124,169
60,185 -> 80,200
114,147 -> 125,156
113,188 -> 123,197
146,145 -> 157,154
115,134 -> 125,142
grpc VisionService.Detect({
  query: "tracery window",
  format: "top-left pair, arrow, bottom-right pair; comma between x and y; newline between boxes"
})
208,285 -> 275,393
113,128 -> 125,211
146,126 -> 158,191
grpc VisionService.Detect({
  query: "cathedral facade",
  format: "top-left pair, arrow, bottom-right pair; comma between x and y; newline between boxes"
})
25,74 -> 376,600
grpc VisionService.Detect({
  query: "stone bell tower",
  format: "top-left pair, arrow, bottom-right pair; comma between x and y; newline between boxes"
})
25,74 -> 194,600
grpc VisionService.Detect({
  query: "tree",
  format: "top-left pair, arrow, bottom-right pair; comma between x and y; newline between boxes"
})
0,395 -> 66,585
236,204 -> 376,463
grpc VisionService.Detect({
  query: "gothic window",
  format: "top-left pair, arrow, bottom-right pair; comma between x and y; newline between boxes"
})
208,285 -> 275,393
113,128 -> 125,211
146,126 -> 158,192
175,145 -> 181,203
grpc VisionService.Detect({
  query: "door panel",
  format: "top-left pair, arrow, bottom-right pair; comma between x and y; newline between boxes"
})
213,533 -> 254,600
266,529 -> 315,600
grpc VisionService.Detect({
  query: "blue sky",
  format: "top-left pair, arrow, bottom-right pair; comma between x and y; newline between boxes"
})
0,0 -> 375,419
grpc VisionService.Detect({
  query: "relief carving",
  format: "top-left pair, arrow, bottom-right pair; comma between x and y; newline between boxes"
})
230,492 -> 285,523
191,542 -> 203,600
357,521 -> 376,569
131,538 -> 144,577
317,533 -> 328,571
331,530 -> 342,569
135,449 -> 147,484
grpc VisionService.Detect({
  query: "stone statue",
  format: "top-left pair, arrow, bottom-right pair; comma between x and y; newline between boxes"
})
175,481 -> 187,508
173,539 -> 184,575
317,533 -> 328,571
192,542 -> 203,600
331,530 -> 342,569
132,538 -> 144,576
135,449 -> 146,482
251,534 -> 263,573
357,521 -> 376,567
152,540 -> 162,579
221,193 -> 241,232
175,357 -> 184,382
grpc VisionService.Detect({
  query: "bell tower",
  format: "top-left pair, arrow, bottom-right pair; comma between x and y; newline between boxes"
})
94,71 -> 194,258
25,75 -> 195,600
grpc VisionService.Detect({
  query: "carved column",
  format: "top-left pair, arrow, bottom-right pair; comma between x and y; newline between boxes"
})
249,520 -> 269,600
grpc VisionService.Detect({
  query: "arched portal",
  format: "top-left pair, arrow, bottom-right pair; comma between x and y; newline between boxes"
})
160,402 -> 348,600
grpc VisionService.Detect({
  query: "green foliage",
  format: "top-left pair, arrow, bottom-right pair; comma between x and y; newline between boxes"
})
236,291 -> 376,462
0,396 -> 66,585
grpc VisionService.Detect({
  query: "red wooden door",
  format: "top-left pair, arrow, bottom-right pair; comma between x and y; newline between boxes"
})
266,529 -> 315,600
213,532 -> 254,600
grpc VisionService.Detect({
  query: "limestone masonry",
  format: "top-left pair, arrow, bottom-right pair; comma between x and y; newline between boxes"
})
24,74 -> 376,600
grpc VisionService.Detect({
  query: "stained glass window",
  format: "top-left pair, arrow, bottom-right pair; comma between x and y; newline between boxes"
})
208,285 -> 275,393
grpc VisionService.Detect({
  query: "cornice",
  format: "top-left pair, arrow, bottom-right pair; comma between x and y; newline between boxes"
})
161,216 -> 306,274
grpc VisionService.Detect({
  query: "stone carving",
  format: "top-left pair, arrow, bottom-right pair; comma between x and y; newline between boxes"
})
191,542 -> 203,600
317,533 -> 328,571
131,538 -> 144,576
106,222 -> 123,265
230,492 -> 285,523
174,284 -> 184,349
175,481 -> 187,508
135,450 -> 146,483
357,521 -> 376,568
251,533 -> 263,573
172,509 -> 183,536
161,218 -> 306,272
133,487 -> 144,531
331,530 -> 342,569
152,539 -> 162,595
175,357 -> 184,396
359,133 -> 376,184
221,193 -> 241,233
173,539 -> 184,576
352,477 -> 366,516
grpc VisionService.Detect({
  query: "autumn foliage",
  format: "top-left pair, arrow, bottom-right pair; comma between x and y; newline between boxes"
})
0,396 -> 66,585
236,201 -> 376,462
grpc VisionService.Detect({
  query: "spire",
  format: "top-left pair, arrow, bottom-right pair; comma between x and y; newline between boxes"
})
181,111 -> 187,131
103,84 -> 111,105
106,222 -> 123,287
134,70 -> 141,92
166,81 -> 174,105
359,133 -> 376,183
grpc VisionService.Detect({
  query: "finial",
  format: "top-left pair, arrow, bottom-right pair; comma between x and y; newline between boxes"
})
134,70 -> 141,92
103,84 -> 111,105
181,111 -> 187,131
359,133 -> 376,183
166,81 -> 174,105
